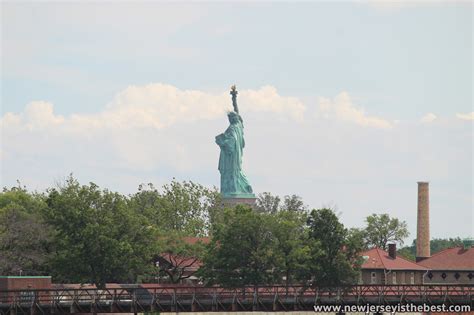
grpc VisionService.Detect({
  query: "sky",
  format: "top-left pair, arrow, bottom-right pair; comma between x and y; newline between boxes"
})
1,1 -> 473,242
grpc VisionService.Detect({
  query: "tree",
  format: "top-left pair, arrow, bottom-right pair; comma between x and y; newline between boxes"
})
281,194 -> 307,212
271,210 -> 310,287
305,208 -> 361,286
363,213 -> 409,250
256,193 -> 306,213
199,205 -> 279,287
0,183 -> 45,211
398,237 -> 464,261
155,233 -> 207,283
346,228 -> 367,255
44,176 -> 159,287
430,237 -> 464,253
0,187 -> 53,275
256,192 -> 280,214
128,183 -> 167,219
397,246 -> 416,261
129,180 -> 220,236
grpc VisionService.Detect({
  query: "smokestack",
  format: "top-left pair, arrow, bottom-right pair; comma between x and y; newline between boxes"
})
388,243 -> 397,259
416,182 -> 430,262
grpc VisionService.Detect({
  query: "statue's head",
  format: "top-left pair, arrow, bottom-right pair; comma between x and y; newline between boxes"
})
227,111 -> 240,124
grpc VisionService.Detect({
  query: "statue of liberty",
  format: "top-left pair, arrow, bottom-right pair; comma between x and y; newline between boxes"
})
215,85 -> 254,198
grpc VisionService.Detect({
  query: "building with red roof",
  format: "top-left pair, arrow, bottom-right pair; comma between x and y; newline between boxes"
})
417,246 -> 474,284
155,237 -> 210,284
359,244 -> 428,285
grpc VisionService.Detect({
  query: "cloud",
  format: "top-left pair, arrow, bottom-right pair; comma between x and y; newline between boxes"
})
0,84 -> 306,172
317,92 -> 393,129
420,113 -> 437,123
240,86 -> 306,121
456,112 -> 474,121
1,101 -> 65,133
1,84 -> 306,133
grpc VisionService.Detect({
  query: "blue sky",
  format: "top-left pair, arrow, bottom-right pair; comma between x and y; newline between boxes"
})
1,2 -> 472,242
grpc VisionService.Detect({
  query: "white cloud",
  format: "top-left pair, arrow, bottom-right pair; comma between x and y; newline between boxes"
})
420,112 -> 437,123
239,86 -> 306,121
1,84 -> 306,133
317,92 -> 393,129
1,101 -> 66,136
456,112 -> 474,121
0,84 -> 306,172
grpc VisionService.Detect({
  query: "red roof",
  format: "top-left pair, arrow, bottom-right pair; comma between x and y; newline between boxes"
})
156,237 -> 209,271
417,247 -> 474,270
361,248 -> 428,271
160,253 -> 203,270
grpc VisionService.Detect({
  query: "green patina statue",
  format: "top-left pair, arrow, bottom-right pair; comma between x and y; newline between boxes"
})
215,85 -> 255,198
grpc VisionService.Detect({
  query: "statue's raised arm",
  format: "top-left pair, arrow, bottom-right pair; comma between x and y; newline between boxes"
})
230,85 -> 239,113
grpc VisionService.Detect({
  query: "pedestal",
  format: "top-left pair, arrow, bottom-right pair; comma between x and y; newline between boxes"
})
221,196 -> 257,209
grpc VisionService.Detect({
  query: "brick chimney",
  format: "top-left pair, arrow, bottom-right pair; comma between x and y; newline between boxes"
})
416,182 -> 430,262
388,243 -> 397,259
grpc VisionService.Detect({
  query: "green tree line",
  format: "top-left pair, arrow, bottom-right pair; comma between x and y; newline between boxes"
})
397,238 -> 464,261
0,177 -> 461,287
0,177 -> 219,288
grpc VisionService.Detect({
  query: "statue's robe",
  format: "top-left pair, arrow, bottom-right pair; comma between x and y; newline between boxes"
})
216,117 -> 253,196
